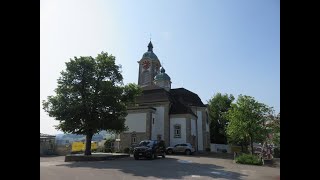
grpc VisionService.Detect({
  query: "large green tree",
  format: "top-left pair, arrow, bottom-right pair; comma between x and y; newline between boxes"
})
268,112 -> 280,147
226,95 -> 273,154
43,52 -> 141,155
207,93 -> 234,144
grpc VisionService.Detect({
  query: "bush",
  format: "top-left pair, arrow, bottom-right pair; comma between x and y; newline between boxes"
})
235,154 -> 263,166
96,146 -> 105,152
273,148 -> 280,158
105,147 -> 114,153
123,147 -> 130,154
205,148 -> 211,152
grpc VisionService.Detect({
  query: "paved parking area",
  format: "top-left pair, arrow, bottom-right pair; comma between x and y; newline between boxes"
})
40,155 -> 279,180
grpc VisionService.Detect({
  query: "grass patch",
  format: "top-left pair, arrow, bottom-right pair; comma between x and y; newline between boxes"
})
235,153 -> 263,166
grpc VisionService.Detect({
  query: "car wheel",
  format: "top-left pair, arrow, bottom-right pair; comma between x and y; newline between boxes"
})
185,149 -> 191,155
167,149 -> 173,154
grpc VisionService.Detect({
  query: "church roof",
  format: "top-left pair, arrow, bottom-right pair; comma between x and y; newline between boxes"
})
170,88 -> 206,107
142,41 -> 159,60
136,85 -> 171,104
154,67 -> 171,81
134,86 -> 204,117
169,99 -> 197,117
142,51 -> 159,60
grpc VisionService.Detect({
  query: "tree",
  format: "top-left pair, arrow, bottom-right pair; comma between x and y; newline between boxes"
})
42,52 -> 141,155
104,137 -> 116,153
226,95 -> 273,154
207,93 -> 234,144
268,112 -> 280,147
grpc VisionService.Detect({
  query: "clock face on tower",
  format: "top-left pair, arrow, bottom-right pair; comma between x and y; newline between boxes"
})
142,60 -> 150,69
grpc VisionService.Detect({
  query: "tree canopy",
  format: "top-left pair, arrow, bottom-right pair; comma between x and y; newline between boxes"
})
268,112 -> 280,147
207,93 -> 234,144
42,52 -> 141,155
226,95 -> 273,154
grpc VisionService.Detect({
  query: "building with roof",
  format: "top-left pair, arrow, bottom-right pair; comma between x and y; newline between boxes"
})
119,41 -> 210,151
40,133 -> 56,155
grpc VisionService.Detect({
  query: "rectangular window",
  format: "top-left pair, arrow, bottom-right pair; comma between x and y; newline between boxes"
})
174,124 -> 181,138
152,118 -> 155,124
132,137 -> 136,143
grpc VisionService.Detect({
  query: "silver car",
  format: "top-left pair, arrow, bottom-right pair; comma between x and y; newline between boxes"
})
166,143 -> 195,155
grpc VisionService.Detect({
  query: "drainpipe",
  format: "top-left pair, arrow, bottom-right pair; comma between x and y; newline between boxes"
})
195,106 -> 198,152
150,111 -> 152,140
168,102 -> 171,147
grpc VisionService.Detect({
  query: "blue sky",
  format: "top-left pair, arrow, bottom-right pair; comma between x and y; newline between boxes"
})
41,0 -> 280,135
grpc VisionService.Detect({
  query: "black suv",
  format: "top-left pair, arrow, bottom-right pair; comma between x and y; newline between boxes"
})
133,140 -> 166,160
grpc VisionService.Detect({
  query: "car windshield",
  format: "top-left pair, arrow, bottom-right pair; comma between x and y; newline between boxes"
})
138,141 -> 154,147
186,143 -> 192,147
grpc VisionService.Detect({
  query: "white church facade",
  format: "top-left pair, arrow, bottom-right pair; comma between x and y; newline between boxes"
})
119,41 -> 210,151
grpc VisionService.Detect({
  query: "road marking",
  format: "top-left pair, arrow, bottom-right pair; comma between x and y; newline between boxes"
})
191,175 -> 201,178
177,160 -> 192,163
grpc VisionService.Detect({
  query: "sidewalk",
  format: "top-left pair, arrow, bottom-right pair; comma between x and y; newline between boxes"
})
193,152 -> 234,159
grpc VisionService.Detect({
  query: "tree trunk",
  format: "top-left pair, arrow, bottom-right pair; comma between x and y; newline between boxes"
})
84,132 -> 93,155
250,136 -> 254,155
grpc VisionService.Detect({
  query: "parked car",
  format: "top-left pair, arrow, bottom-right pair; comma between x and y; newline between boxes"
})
166,143 -> 195,155
133,140 -> 166,160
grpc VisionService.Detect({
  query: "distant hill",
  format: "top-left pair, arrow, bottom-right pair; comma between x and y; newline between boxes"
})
55,130 -> 114,144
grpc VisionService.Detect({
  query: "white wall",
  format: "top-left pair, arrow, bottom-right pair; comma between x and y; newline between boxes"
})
170,118 -> 186,146
210,143 -> 231,153
191,119 -> 196,136
197,111 -> 203,150
124,113 -> 146,132
151,106 -> 165,140
151,113 -> 156,140
205,111 -> 209,132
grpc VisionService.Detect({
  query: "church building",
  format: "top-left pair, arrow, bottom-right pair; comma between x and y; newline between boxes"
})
119,41 -> 210,151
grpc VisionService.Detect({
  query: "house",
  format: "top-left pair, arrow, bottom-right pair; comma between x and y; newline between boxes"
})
40,133 -> 56,155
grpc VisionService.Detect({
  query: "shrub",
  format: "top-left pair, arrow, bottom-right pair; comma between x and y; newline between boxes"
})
273,148 -> 280,158
205,148 -> 211,152
235,153 -> 263,166
105,147 -> 114,153
96,147 -> 105,152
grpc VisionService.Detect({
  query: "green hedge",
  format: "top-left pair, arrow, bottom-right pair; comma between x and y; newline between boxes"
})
235,154 -> 263,166
273,148 -> 280,158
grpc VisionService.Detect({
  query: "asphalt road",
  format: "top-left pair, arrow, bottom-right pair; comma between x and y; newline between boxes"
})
40,155 -> 279,180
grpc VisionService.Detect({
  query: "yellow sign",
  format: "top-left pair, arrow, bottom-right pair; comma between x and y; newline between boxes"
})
71,141 -> 98,152
231,146 -> 241,153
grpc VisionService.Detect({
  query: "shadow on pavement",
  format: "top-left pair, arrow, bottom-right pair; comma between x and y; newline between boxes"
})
56,156 -> 247,179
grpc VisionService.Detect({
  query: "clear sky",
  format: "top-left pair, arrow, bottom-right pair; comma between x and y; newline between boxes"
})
41,0 -> 280,135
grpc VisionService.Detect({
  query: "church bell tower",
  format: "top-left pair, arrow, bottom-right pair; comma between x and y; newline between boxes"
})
138,41 -> 161,87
